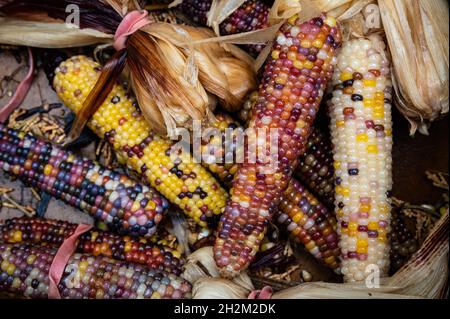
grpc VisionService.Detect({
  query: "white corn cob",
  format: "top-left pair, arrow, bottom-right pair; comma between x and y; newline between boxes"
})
328,37 -> 393,282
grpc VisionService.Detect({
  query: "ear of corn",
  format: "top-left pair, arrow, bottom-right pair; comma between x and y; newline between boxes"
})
295,129 -> 335,208
199,112 -> 341,271
178,0 -> 270,56
0,217 -> 183,275
240,94 -> 336,208
0,242 -> 191,299
328,37 -> 393,282
52,55 -> 228,228
276,179 -> 340,271
0,125 -> 168,238
213,14 -> 341,277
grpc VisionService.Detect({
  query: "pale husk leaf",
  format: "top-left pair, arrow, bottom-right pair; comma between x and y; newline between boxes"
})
0,17 -> 112,48
181,246 -> 254,291
128,28 -> 209,138
147,23 -> 257,112
379,0 -> 449,134
206,0 -> 247,35
193,278 -> 250,299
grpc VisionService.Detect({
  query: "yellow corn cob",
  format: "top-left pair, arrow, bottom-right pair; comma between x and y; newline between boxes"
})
328,37 -> 393,282
53,56 -> 228,227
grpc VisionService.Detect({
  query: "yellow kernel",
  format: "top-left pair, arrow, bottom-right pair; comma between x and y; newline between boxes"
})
287,51 -> 297,61
292,213 -> 303,223
312,39 -> 323,48
357,239 -> 368,248
336,120 -> 345,127
373,112 -> 384,119
333,161 -> 341,169
348,230 -> 358,237
367,145 -> 378,153
340,72 -> 353,82
296,120 -> 306,128
374,92 -> 384,100
293,60 -> 303,69
305,241 -> 316,251
378,234 -> 387,242
360,204 -> 371,212
348,222 -> 358,231
275,75 -> 287,85
79,260 -> 88,272
271,50 -> 280,60
1,260 -> 8,271
44,164 -> 52,175
342,187 -> 350,196
356,133 -> 368,142
303,60 -> 314,69
288,14 -> 298,25
124,241 -> 132,253
324,16 -> 336,27
363,99 -> 374,108
373,105 -> 384,113
379,204 -> 390,214
12,230 -> 22,243
385,129 -> 392,136
356,246 -> 368,254
6,264 -> 15,275
368,222 -> 379,231
363,79 -> 376,87
301,39 -> 312,48
378,228 -> 387,237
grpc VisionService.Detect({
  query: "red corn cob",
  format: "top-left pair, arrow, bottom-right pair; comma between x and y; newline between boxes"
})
199,113 -> 340,270
213,14 -> 341,278
240,94 -> 336,208
0,217 -> 183,275
178,0 -> 270,56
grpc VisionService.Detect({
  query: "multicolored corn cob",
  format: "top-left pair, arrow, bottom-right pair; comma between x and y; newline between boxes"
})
240,93 -> 336,207
328,37 -> 393,282
0,217 -> 183,275
0,125 -> 167,238
276,179 -> 340,270
199,113 -> 340,270
0,243 -> 191,299
214,15 -> 341,277
178,0 -> 270,56
197,112 -> 242,188
295,129 -> 335,208
52,55 -> 228,228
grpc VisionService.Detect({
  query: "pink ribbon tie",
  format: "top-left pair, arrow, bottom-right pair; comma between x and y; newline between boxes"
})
48,223 -> 93,299
0,47 -> 35,123
114,10 -> 152,51
248,286 -> 273,299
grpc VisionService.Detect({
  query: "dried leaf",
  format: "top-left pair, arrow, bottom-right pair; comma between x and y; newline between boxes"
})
379,0 -> 449,134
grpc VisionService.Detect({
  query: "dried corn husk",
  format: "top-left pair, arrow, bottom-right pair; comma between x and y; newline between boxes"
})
0,17 -> 112,47
182,246 -> 254,291
379,0 -> 449,135
142,23 -> 256,113
185,212 -> 449,299
0,0 -> 256,138
193,278 -> 251,299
